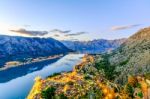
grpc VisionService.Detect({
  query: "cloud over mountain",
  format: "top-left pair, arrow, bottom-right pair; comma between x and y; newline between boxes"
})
54,34 -> 60,37
65,32 -> 87,36
111,24 -> 141,31
10,28 -> 48,36
50,29 -> 71,34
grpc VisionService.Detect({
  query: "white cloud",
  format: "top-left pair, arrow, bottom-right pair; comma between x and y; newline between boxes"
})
111,24 -> 141,31
10,28 -> 48,36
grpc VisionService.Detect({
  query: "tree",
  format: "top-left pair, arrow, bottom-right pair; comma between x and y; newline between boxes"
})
41,86 -> 56,99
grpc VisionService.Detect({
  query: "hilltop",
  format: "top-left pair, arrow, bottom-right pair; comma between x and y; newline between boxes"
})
109,27 -> 150,84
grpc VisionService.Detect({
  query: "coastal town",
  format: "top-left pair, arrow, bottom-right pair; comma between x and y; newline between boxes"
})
0,54 -> 64,71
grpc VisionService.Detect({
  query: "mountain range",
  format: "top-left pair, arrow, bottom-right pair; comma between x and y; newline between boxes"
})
0,35 -> 126,67
27,27 -> 150,99
62,39 -> 126,54
0,35 -> 71,67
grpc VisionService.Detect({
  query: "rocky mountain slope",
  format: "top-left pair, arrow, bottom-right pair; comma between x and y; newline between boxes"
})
27,55 -> 150,99
61,39 -> 126,54
27,27 -> 150,99
109,27 -> 150,84
0,35 -> 71,67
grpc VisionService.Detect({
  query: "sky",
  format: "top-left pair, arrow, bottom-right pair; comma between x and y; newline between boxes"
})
0,0 -> 150,41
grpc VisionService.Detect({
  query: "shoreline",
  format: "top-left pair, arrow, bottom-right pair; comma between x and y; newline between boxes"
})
0,54 -> 64,71
27,54 -> 94,99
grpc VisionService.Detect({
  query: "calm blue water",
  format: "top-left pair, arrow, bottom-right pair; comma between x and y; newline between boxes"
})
0,54 -> 84,99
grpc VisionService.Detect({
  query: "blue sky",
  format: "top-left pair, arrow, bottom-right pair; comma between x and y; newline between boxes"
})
0,0 -> 150,41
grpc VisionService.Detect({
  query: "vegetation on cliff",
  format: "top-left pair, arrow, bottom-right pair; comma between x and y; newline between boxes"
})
27,55 -> 150,99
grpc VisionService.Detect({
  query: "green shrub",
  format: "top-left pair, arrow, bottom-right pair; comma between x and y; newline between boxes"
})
84,75 -> 92,80
125,84 -> 134,98
67,81 -> 74,85
144,73 -> 150,80
57,93 -> 68,99
135,83 -> 141,89
47,73 -> 61,78
119,60 -> 129,66
94,55 -> 117,80
137,92 -> 143,98
41,86 -> 56,99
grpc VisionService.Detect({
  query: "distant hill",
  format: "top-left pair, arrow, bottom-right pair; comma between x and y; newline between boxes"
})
0,35 -> 71,67
109,27 -> 150,84
62,39 -> 126,54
